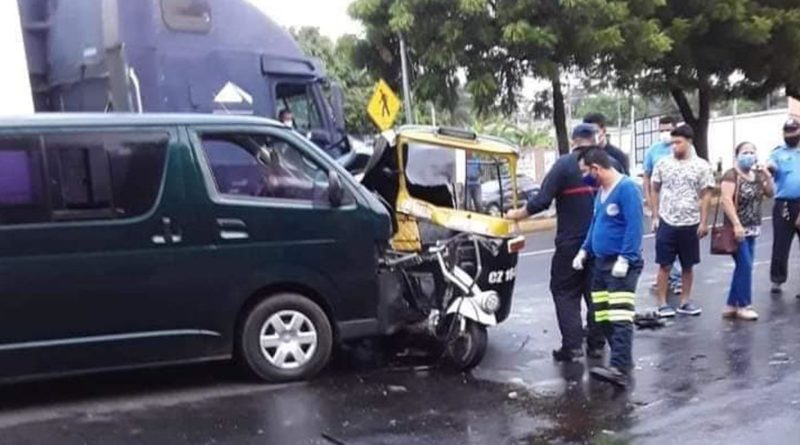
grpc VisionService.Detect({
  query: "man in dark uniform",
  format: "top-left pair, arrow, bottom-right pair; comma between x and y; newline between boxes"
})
583,113 -> 630,176
507,124 -> 623,361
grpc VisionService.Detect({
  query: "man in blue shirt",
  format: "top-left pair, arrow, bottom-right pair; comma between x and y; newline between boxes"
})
507,124 -> 621,362
573,148 -> 644,388
768,118 -> 800,295
466,152 -> 483,213
643,116 -> 682,294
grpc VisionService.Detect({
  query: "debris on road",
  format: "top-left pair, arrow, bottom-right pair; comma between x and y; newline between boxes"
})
388,385 -> 408,394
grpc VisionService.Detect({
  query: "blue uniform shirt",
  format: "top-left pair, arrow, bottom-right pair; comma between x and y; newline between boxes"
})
769,146 -> 800,199
643,141 -> 672,176
466,159 -> 481,186
582,176 -> 644,263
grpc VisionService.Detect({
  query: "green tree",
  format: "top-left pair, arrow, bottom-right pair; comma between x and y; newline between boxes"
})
349,0 -> 671,154
608,1 -> 800,159
291,27 -> 375,135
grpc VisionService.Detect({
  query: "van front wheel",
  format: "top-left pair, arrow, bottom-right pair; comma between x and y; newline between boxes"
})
239,293 -> 333,382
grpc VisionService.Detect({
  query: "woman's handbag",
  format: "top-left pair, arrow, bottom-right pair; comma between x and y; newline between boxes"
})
710,176 -> 739,255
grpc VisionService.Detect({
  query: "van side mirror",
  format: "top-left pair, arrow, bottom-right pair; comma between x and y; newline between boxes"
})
328,171 -> 344,207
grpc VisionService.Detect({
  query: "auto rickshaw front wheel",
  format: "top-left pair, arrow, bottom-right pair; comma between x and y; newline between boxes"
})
443,318 -> 488,371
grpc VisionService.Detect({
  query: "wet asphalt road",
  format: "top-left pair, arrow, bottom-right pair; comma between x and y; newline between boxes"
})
1,221 -> 799,444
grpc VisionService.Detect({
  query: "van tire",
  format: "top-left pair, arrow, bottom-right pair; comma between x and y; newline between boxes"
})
238,293 -> 333,382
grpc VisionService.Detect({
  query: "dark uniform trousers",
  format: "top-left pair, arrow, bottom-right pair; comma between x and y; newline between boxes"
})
771,199 -> 800,285
590,257 -> 643,371
550,240 -> 605,351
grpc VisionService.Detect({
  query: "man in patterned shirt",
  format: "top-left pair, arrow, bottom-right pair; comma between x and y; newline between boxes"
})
651,125 -> 715,317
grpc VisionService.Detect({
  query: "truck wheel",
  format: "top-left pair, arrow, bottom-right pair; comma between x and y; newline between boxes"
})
444,319 -> 488,371
238,293 -> 333,382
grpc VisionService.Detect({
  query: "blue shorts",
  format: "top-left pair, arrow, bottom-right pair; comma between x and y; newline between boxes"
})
656,220 -> 700,268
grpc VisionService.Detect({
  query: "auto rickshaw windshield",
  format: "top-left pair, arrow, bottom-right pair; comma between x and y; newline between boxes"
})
404,142 -> 516,214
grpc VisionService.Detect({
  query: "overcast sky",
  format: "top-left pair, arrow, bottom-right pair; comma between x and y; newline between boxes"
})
248,0 -> 363,39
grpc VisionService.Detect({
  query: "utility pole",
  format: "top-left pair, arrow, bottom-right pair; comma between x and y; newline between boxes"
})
399,34 -> 414,124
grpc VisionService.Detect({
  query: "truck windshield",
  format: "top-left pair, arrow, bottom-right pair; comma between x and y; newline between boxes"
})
275,83 -> 323,132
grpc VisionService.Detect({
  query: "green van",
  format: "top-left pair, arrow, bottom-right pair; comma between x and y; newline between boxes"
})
0,114 -> 392,382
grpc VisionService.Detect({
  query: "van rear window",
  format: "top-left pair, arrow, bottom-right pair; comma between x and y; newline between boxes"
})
0,137 -> 49,225
0,151 -> 34,205
0,132 -> 169,226
161,0 -> 212,33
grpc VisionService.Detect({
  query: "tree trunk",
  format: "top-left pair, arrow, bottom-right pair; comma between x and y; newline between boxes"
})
551,75 -> 570,155
669,78 -> 711,160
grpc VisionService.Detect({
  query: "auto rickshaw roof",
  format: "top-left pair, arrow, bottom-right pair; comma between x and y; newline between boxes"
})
396,126 -> 519,157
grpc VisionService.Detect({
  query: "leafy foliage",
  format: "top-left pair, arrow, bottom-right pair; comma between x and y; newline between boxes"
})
291,27 -> 375,135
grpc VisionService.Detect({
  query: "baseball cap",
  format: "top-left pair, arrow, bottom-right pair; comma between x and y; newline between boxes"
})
571,123 -> 597,140
783,118 -> 800,134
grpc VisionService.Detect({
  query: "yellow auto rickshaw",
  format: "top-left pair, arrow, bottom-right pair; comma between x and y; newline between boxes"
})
362,126 -> 525,370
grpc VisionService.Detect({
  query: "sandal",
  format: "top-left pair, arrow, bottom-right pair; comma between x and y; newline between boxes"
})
736,307 -> 759,321
722,306 -> 737,319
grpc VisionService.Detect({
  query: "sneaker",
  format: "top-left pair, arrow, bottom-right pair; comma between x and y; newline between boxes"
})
590,366 -> 629,388
657,305 -> 676,318
677,302 -> 702,316
737,307 -> 759,321
671,284 -> 683,295
771,283 -> 783,294
552,347 -> 584,363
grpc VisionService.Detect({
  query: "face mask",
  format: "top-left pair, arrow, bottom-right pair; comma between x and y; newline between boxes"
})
785,136 -> 800,148
737,153 -> 757,170
659,131 -> 671,143
582,172 -> 598,188
283,119 -> 294,128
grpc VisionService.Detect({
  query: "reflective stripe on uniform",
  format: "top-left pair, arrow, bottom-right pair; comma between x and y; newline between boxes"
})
591,291 -> 609,303
608,291 -> 635,305
608,309 -> 635,323
595,311 -> 610,322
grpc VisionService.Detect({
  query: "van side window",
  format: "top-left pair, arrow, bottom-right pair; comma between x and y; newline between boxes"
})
200,133 -> 350,206
0,136 -> 49,225
44,132 -> 168,221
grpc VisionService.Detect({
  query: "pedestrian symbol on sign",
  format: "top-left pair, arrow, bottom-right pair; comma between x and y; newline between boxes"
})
367,79 -> 401,131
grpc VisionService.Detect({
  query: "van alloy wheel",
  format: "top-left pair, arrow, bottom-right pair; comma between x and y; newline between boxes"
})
238,293 -> 333,382
259,310 -> 318,370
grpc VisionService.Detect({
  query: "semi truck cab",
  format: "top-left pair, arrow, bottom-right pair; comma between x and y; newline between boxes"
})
17,0 -> 350,156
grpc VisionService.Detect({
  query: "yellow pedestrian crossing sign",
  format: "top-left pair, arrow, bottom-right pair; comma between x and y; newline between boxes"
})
367,79 -> 402,131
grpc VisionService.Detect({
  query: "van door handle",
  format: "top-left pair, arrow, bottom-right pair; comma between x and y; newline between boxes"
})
217,218 -> 249,240
152,217 -> 182,245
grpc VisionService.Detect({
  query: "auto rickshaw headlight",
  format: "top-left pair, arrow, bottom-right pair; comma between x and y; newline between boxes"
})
479,291 -> 501,314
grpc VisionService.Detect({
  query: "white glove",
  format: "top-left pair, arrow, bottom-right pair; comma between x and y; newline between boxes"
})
572,249 -> 588,271
612,257 -> 629,278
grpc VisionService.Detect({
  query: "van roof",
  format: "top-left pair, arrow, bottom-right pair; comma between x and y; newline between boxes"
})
0,113 -> 286,129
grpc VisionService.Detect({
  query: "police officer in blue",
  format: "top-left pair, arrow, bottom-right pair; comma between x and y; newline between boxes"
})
507,124 -> 624,362
768,118 -> 800,296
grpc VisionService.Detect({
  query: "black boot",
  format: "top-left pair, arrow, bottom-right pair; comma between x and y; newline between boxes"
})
590,366 -> 629,388
586,345 -> 604,360
552,347 -> 584,362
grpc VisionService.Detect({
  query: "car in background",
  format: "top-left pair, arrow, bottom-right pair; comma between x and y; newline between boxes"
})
481,174 -> 540,217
